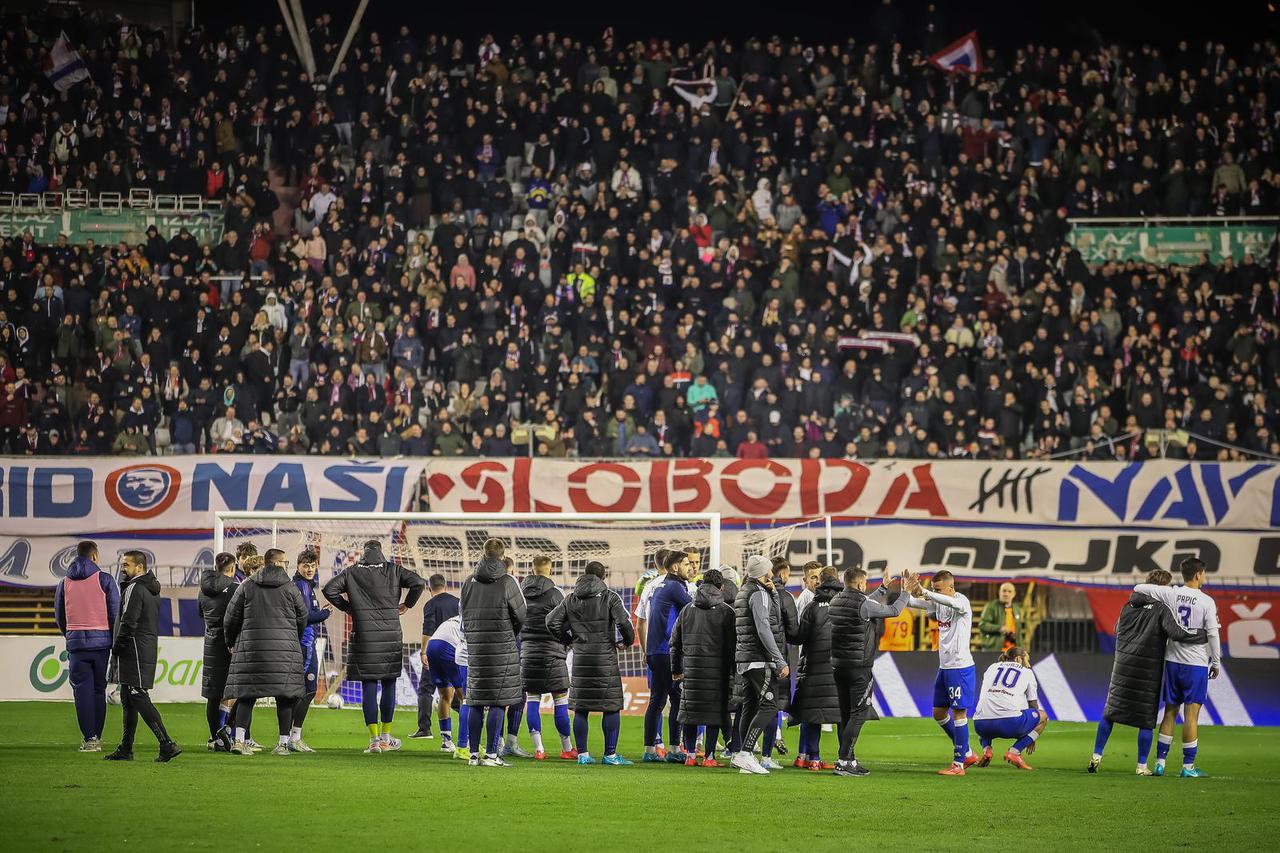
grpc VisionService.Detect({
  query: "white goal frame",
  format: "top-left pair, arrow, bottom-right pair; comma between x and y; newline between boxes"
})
214,510 -> 722,573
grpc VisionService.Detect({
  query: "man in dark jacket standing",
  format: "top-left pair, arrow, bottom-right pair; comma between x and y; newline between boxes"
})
224,549 -> 309,756
671,567 -> 734,767
730,555 -> 788,775
790,566 -> 843,770
547,560 -> 635,765
105,551 -> 180,763
827,565 -> 912,777
54,541 -> 120,752
460,538 -> 525,766
643,550 -> 693,763
198,552 -> 238,751
411,574 -> 460,743
761,557 -> 800,767
323,541 -> 426,754
520,555 -> 574,760
1089,569 -> 1206,776
290,549 -> 331,752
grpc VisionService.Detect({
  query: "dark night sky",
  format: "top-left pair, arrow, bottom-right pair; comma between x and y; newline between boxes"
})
192,0 -> 1275,53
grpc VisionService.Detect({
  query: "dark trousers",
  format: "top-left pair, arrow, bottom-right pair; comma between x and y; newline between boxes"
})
119,685 -> 169,750
834,667 -> 874,761
234,696 -> 294,737
416,673 -> 435,734
643,653 -> 681,746
68,648 -> 109,739
736,667 -> 777,753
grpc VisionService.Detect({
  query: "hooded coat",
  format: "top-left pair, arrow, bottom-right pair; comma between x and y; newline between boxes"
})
546,574 -> 635,713
1103,590 -> 1207,729
54,556 -> 120,652
322,543 -> 426,681
198,569 -> 238,698
519,574 -> 569,695
460,556 -> 526,706
110,571 -> 162,690
670,582 -> 735,728
224,564 -> 308,699
790,579 -> 843,723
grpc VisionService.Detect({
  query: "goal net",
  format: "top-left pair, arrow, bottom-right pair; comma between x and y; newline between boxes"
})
213,512 -> 810,707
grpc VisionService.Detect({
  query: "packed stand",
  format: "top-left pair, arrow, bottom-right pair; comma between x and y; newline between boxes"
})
1,11 -> 1279,461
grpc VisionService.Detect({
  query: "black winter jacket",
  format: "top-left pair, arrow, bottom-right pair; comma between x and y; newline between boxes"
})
460,557 -> 526,706
671,583 -> 735,728
547,574 -> 635,712
791,579 -> 842,723
198,569 -> 237,698
520,574 -> 569,695
224,565 -> 308,699
322,546 -> 426,681
829,587 -> 872,670
110,571 -> 161,690
1103,590 -> 1206,729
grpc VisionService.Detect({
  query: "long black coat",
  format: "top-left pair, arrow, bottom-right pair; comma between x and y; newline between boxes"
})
198,569 -> 237,698
224,565 -> 308,699
790,579 -> 842,724
460,557 -> 526,706
110,571 -> 161,690
322,548 -> 426,681
776,585 -> 800,712
1104,591 -> 1206,729
519,574 -> 569,695
671,583 -> 735,728
547,574 -> 635,713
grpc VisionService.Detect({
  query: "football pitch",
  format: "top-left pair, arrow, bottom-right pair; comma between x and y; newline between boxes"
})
1,702 -> 1276,851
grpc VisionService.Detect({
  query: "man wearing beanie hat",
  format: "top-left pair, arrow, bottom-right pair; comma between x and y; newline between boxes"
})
730,554 -> 788,775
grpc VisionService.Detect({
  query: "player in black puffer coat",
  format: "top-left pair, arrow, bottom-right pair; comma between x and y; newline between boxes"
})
791,572 -> 844,766
670,568 -> 734,765
323,541 -> 426,753
460,539 -> 526,762
519,556 -> 571,758
105,551 -> 180,762
1090,569 -> 1206,774
546,561 -> 635,763
198,552 -> 238,749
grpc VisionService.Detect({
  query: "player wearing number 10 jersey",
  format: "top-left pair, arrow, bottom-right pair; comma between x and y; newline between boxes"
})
973,647 -> 1048,771
905,570 -> 977,776
1135,557 -> 1220,778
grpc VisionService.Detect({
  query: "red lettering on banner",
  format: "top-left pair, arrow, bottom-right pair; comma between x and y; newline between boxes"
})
513,457 -> 531,513
459,461 -> 510,513
567,463 -> 642,512
721,459 -> 791,515
819,459 -> 871,514
671,459 -> 713,512
800,459 -> 821,516
650,460 -> 670,512
876,464 -> 948,517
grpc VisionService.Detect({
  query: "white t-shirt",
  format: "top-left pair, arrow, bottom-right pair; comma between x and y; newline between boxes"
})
1136,584 -> 1219,667
974,661 -> 1039,720
910,590 -> 974,670
634,579 -> 658,620
431,615 -> 469,666
796,587 -> 815,616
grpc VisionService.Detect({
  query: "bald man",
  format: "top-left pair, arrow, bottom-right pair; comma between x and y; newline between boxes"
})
979,583 -> 1023,652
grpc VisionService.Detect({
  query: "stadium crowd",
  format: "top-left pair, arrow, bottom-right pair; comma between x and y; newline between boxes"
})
1,9 -> 1279,461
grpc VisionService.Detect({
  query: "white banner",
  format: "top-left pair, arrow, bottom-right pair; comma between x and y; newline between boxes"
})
0,455 -> 428,536
0,636 -> 204,701
422,459 -> 1279,530
0,536 -> 215,587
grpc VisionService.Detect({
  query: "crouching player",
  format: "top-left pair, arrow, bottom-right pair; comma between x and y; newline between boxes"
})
972,647 -> 1047,770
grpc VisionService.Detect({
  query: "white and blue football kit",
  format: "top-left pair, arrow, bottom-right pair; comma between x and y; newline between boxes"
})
908,588 -> 975,766
973,661 -> 1041,747
1134,583 -> 1220,706
425,615 -> 468,689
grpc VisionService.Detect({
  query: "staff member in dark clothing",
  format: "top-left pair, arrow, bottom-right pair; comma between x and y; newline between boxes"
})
827,565 -> 912,777
671,567 -> 734,767
323,540 -> 426,754
643,550 -> 693,763
731,554 -> 788,775
520,555 -> 573,760
198,552 -> 238,751
411,573 -> 460,743
460,538 -> 526,766
546,560 -> 636,765
290,549 -> 331,752
54,540 -> 120,752
762,557 -> 800,765
224,548 -> 308,756
790,566 -> 843,770
105,551 -> 181,763
1089,569 -> 1207,775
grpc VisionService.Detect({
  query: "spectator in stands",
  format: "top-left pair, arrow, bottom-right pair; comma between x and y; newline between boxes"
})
978,582 -> 1025,652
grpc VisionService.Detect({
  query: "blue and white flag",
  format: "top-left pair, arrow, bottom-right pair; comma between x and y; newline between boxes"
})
929,31 -> 983,75
43,32 -> 90,92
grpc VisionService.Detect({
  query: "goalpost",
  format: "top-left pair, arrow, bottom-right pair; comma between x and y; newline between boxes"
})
212,511 -> 811,706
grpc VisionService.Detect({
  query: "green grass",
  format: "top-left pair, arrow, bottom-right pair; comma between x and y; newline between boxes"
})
1,702 -> 1276,851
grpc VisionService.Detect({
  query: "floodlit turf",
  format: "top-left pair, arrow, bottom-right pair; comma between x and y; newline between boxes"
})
1,702 -> 1276,851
